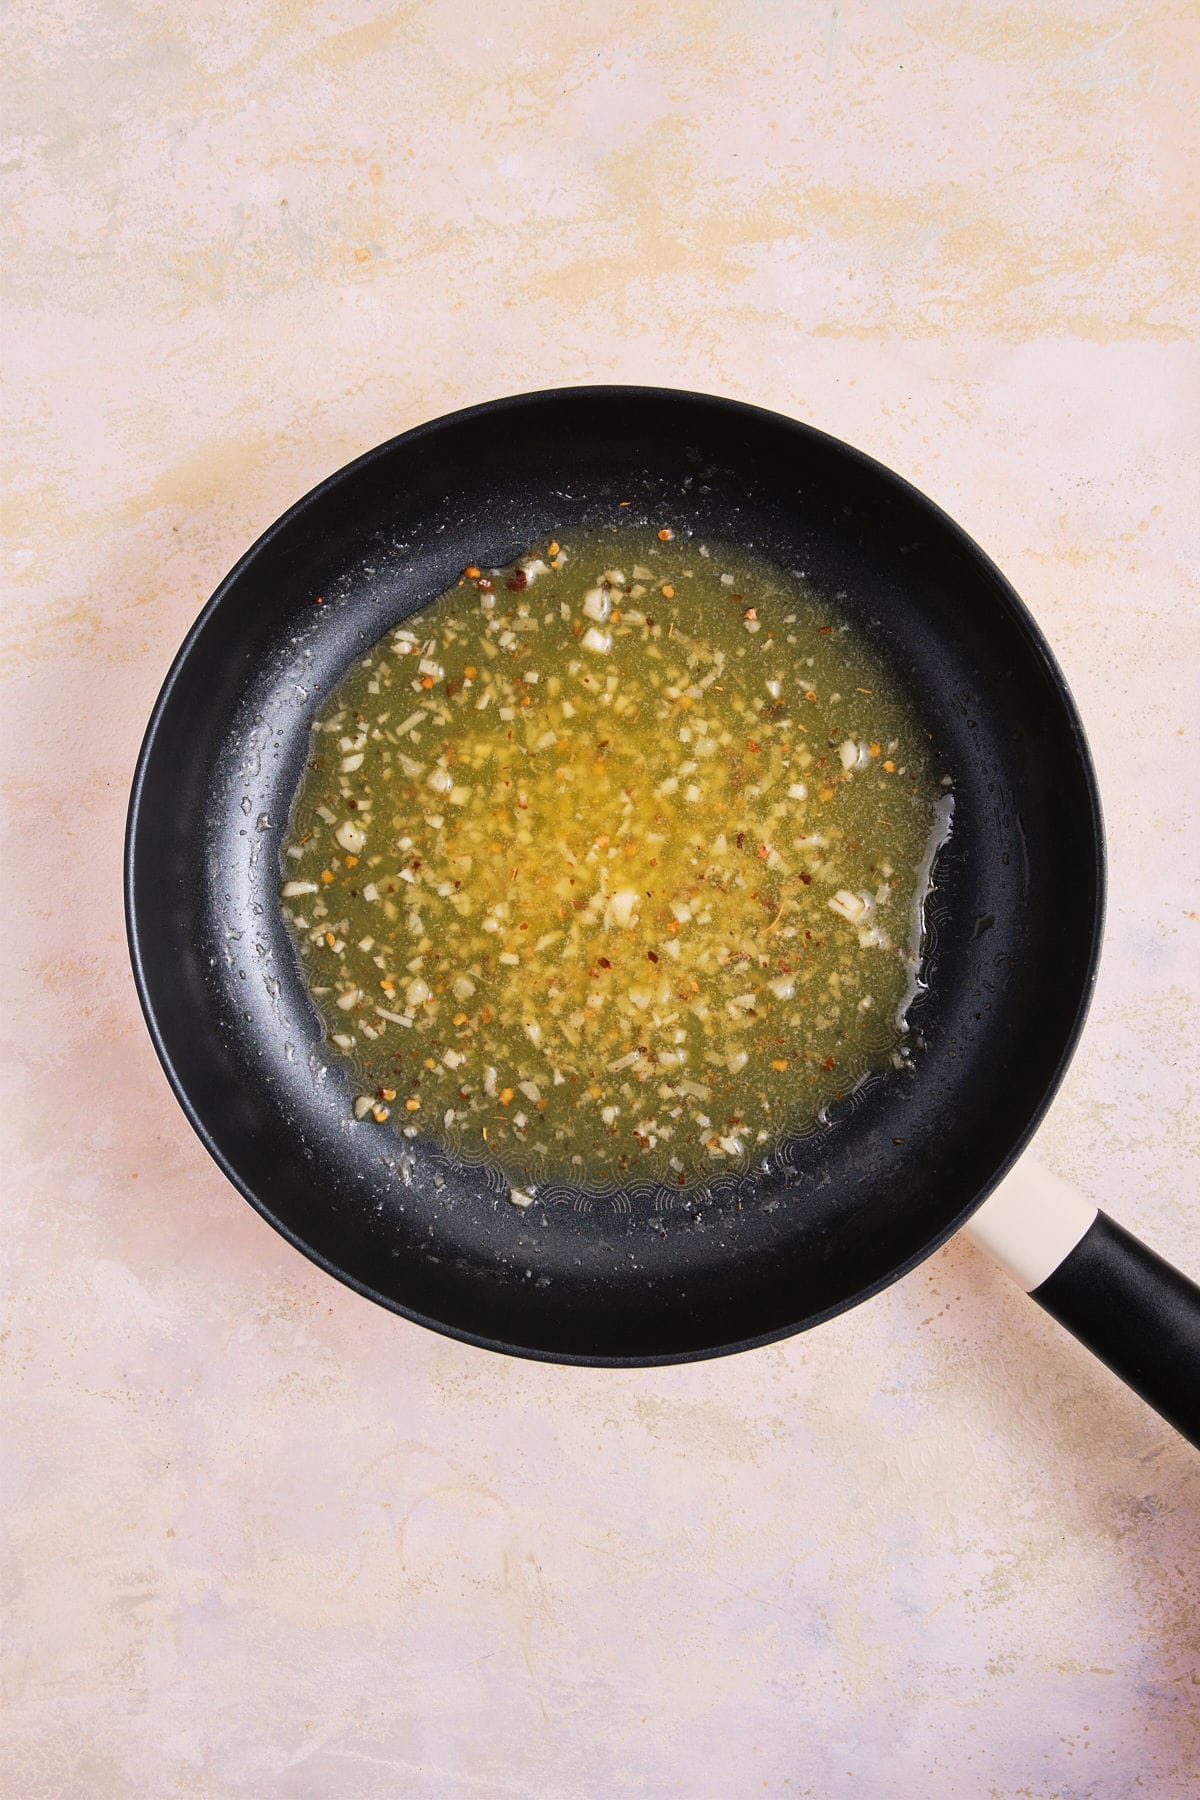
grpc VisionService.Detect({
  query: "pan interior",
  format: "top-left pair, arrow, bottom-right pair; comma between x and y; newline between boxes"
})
126,389 -> 1103,1362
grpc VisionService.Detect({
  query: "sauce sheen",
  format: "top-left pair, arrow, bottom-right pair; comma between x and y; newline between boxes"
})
279,529 -> 948,1193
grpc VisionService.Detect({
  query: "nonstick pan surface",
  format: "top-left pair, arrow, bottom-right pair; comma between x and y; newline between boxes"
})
125,387 -> 1104,1364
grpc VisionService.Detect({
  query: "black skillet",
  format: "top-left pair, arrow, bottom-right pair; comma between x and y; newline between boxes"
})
126,387 -> 1200,1442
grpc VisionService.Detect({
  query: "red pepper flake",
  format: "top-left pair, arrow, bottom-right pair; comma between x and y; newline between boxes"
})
817,624 -> 832,635
821,1056 -> 835,1071
313,595 -> 324,605
746,738 -> 761,753
799,870 -> 812,885
506,569 -> 528,591
598,956 -> 611,969
647,950 -> 659,963
476,577 -> 493,591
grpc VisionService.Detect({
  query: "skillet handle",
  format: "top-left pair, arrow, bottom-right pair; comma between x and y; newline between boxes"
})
965,1162 -> 1200,1449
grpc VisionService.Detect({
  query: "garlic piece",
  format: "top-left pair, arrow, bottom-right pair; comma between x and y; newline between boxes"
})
604,888 -> 640,930
828,889 -> 868,924
335,819 -> 366,854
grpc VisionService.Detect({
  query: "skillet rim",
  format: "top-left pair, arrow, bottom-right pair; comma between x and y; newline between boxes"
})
124,383 -> 1106,1365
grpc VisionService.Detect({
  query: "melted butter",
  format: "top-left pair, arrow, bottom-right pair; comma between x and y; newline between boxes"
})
280,529 -> 949,1191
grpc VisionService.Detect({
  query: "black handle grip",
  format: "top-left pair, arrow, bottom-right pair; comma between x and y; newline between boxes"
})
1031,1211 -> 1200,1447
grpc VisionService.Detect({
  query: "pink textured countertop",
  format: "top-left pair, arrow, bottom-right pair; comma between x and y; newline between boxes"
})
4,4 -> 1199,1795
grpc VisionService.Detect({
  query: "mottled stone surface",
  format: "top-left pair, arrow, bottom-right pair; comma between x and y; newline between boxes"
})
3,3 -> 1199,1795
